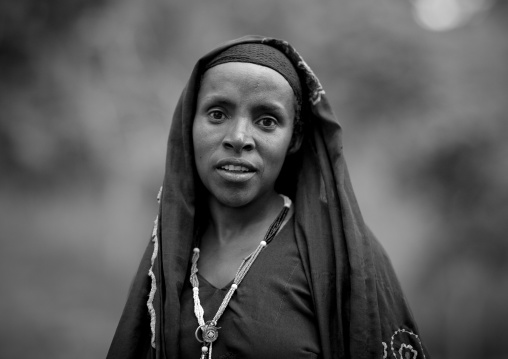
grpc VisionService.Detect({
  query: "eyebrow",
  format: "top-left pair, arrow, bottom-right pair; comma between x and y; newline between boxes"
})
253,103 -> 288,117
200,95 -> 289,114
198,95 -> 233,108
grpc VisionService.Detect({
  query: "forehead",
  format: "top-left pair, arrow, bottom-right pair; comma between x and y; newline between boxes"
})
198,62 -> 295,104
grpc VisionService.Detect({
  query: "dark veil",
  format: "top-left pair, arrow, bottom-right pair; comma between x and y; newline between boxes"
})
107,35 -> 429,359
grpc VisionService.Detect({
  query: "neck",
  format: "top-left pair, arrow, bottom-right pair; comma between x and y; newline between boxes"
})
205,191 -> 283,246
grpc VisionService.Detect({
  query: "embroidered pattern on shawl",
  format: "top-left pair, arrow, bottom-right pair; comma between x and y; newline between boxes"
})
381,328 -> 426,359
261,38 -> 325,105
147,186 -> 163,348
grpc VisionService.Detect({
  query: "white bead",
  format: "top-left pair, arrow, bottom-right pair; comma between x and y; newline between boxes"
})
260,241 -> 267,247
193,287 -> 199,293
231,283 -> 238,289
202,346 -> 208,353
193,248 -> 200,253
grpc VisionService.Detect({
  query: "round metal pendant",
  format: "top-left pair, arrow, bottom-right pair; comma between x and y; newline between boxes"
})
195,322 -> 220,344
202,323 -> 219,343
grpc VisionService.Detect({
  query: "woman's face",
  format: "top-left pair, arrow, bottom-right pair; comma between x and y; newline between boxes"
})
193,62 -> 296,208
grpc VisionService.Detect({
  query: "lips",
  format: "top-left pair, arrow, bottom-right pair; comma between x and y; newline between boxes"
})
219,164 -> 251,172
216,158 -> 256,172
216,158 -> 257,182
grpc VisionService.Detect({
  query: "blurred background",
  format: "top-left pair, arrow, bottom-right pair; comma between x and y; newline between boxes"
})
1,0 -> 507,358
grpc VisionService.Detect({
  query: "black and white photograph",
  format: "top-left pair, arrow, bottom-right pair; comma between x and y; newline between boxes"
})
1,1 -> 506,358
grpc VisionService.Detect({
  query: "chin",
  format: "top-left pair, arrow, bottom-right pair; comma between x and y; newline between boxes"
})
213,190 -> 255,209
203,179 -> 276,210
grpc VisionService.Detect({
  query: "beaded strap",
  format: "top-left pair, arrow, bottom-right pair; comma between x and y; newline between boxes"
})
190,195 -> 292,359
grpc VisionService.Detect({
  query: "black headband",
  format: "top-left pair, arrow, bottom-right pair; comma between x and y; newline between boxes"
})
204,43 -> 302,105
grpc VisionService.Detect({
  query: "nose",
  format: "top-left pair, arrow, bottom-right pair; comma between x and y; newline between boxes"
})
222,118 -> 255,152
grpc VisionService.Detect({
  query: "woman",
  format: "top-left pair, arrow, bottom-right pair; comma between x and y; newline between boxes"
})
107,36 -> 429,359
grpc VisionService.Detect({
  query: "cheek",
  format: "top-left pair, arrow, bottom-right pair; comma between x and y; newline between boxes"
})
193,119 -> 212,154
262,133 -> 293,175
192,118 -> 224,180
192,119 -> 210,170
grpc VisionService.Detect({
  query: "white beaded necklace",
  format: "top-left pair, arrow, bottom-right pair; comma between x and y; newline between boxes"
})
190,195 -> 292,359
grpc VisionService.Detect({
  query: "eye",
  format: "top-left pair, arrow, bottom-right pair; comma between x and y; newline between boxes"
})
256,117 -> 278,130
208,110 -> 227,122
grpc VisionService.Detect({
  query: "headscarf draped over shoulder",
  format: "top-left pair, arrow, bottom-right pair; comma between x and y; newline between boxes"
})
107,35 -> 429,359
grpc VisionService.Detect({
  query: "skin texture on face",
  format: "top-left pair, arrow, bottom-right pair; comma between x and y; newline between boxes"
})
193,62 -> 297,210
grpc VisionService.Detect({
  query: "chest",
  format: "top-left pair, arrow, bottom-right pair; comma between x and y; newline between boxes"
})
180,220 -> 321,359
197,231 -> 266,289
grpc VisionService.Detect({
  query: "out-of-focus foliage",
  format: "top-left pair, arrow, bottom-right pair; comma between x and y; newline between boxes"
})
396,4 -> 508,354
0,0 -> 506,358
0,0 -> 108,189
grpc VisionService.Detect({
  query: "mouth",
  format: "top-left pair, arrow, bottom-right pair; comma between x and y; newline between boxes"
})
216,159 -> 257,182
219,164 -> 254,173
216,158 -> 257,172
